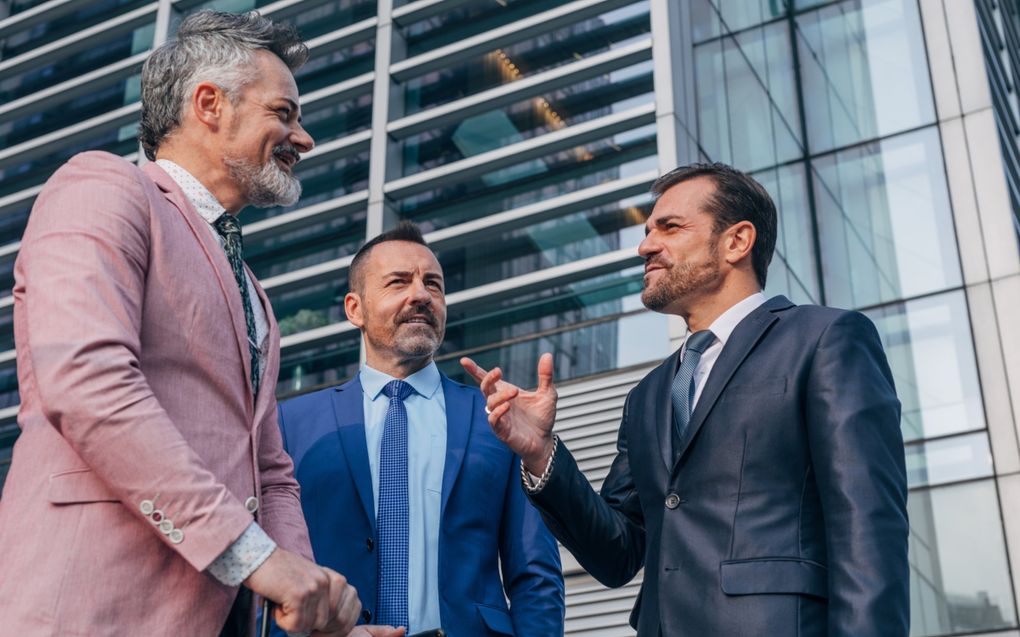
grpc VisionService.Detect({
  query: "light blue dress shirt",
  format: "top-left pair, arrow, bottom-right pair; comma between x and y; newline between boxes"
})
361,362 -> 446,633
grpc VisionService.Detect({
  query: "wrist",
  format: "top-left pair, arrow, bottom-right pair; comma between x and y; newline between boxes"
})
523,437 -> 555,475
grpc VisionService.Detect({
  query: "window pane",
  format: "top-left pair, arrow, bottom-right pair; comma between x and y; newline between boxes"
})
439,267 -> 667,385
796,0 -> 935,153
401,3 -> 650,115
695,20 -> 802,172
906,431 -> 995,489
691,0 -> 789,43
400,60 -> 654,177
397,124 -> 658,227
908,481 -> 1018,636
277,331 -> 361,395
814,127 -> 960,308
400,0 -> 564,55
755,162 -> 820,304
433,193 -> 651,294
865,291 -> 985,443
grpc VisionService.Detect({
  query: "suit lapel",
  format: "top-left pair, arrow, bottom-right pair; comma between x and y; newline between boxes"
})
330,377 -> 376,531
440,375 -> 473,521
142,161 -> 255,409
653,351 -> 682,471
671,296 -> 792,466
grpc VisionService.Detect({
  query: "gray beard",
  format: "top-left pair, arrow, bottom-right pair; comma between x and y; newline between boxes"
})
224,155 -> 301,208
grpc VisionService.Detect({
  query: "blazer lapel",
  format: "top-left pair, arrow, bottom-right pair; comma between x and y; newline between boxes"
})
142,161 -> 255,409
439,375 -> 473,521
672,295 -> 793,466
330,377 -> 376,531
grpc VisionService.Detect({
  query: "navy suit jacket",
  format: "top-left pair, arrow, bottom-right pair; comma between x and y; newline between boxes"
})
275,372 -> 564,637
529,296 -> 909,636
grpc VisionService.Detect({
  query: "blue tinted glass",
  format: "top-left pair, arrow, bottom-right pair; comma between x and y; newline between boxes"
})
865,291 -> 985,442
695,20 -> 802,172
400,60 -> 654,177
796,0 -> 935,153
402,3 -> 650,115
905,432 -> 994,489
755,162 -> 820,304
277,330 -> 361,395
908,481 -> 1018,636
691,0 -> 790,42
813,127 -> 960,308
397,125 -> 658,227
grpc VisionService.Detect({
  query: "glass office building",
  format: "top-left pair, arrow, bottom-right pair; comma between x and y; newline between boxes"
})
1,1 -> 1018,635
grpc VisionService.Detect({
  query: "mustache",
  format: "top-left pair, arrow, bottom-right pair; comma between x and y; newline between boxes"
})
272,144 -> 301,166
644,255 -> 672,269
395,305 -> 438,327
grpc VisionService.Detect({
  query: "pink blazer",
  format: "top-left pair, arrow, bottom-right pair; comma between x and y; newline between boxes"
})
0,151 -> 312,636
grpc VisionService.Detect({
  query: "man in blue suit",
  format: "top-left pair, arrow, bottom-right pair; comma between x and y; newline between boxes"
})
464,163 -> 909,636
276,221 -> 564,637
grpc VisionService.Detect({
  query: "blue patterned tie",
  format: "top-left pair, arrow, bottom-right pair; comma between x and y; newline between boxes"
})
671,330 -> 716,446
213,213 -> 260,399
377,379 -> 414,629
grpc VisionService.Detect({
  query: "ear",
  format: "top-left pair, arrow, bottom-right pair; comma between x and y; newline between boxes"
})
721,220 -> 756,267
344,291 -> 364,328
191,82 -> 227,130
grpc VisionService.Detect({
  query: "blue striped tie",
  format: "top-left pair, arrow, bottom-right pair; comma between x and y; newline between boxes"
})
377,379 -> 414,629
671,330 -> 716,446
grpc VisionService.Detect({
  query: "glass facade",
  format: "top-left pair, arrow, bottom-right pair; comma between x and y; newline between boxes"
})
0,1 -> 1018,635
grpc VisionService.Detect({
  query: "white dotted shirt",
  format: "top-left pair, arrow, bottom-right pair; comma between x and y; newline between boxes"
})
155,159 -> 276,587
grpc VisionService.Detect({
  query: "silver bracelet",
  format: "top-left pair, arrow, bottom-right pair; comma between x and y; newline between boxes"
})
521,435 -> 559,494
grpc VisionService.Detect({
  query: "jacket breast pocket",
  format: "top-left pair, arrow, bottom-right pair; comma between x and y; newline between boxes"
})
720,557 -> 828,599
724,377 -> 787,397
47,468 -> 119,504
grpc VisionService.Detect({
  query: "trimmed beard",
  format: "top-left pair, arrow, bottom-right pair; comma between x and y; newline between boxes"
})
224,147 -> 302,208
641,242 -> 721,312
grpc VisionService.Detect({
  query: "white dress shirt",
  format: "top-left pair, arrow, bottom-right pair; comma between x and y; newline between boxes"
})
155,159 -> 275,587
683,291 -> 768,410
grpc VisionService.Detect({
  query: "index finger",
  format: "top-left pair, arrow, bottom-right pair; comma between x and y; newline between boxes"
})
460,357 -> 489,383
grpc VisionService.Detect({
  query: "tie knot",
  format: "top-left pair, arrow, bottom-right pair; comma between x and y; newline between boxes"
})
213,213 -> 242,239
685,330 -> 715,355
382,379 -> 414,402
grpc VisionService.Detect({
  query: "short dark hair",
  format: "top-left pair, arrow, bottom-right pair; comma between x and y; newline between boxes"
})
349,221 -> 430,293
652,162 -> 777,288
139,10 -> 308,161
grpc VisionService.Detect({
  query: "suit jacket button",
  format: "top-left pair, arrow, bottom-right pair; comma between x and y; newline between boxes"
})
169,529 -> 184,544
159,519 -> 174,534
665,493 -> 681,509
244,497 -> 259,513
361,609 -> 372,623
366,537 -> 374,551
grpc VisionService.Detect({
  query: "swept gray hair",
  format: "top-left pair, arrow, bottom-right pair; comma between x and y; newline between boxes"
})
138,10 -> 308,161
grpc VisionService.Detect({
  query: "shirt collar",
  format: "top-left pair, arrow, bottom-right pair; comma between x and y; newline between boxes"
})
683,291 -> 768,354
360,361 -> 442,401
155,159 -> 227,225
702,291 -> 768,348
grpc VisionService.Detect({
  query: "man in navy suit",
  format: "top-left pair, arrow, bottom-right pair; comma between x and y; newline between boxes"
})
276,221 -> 564,637
463,163 -> 909,636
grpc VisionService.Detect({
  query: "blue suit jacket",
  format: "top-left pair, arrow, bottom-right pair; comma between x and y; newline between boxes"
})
275,373 -> 564,637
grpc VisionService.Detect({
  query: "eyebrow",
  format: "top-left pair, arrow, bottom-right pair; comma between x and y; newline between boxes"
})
384,270 -> 444,280
645,214 -> 682,233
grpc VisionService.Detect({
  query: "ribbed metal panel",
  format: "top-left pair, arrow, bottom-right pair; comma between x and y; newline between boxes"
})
555,363 -> 656,636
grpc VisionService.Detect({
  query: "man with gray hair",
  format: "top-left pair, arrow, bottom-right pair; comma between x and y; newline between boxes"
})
0,11 -> 399,637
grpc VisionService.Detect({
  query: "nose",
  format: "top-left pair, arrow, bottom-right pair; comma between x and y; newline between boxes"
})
408,278 -> 431,304
637,231 -> 658,259
291,121 -> 314,154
